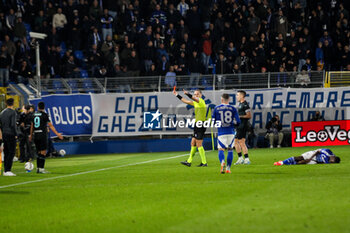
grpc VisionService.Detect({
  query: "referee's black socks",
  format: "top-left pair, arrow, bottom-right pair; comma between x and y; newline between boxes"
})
237,152 -> 242,157
244,154 -> 249,158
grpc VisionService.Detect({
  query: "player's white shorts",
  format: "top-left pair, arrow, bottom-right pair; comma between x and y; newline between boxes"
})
301,150 -> 318,164
217,134 -> 235,149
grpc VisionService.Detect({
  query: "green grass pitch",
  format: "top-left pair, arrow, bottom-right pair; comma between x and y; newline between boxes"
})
0,146 -> 349,233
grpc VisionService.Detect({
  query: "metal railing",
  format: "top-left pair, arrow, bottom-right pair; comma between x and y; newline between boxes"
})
29,71 -> 325,96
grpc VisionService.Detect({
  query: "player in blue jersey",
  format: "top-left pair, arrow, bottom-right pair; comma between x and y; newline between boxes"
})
274,148 -> 341,165
212,93 -> 241,173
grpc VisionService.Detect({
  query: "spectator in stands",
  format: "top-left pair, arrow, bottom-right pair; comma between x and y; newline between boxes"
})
1,0 -> 349,90
310,111 -> 325,121
157,54 -> 169,76
126,50 -> 140,77
295,69 -> 310,87
302,58 -> 313,72
165,65 -> 176,88
34,10 -> 46,32
3,35 -> 16,67
166,4 -> 181,26
315,42 -> 324,65
247,10 -> 261,36
186,5 -> 201,41
277,65 -> 287,87
213,36 -> 226,60
13,17 -> 27,42
216,52 -> 229,89
95,66 -> 108,78
46,46 -> 61,78
5,9 -> 16,33
146,64 -> 158,77
120,42 -> 132,61
341,45 -> 350,69
177,19 -> 189,42
70,19 -> 81,51
101,35 -> 116,58
275,9 -> 288,38
177,0 -> 189,17
151,4 -> 167,27
52,8 -> 67,42
0,45 -> 11,87
175,51 -> 188,76
123,3 -> 136,30
101,9 -> 113,41
65,55 -> 80,78
17,60 -> 32,84
89,0 -> 102,22
89,27 -> 102,48
140,41 -> 155,73
167,36 -> 178,63
225,42 -> 238,65
114,65 -> 132,93
265,115 -> 284,148
323,40 -> 334,70
319,31 -> 333,47
153,32 -> 163,49
201,30 -> 212,74
188,50 -> 201,86
107,45 -> 120,70
156,43 -> 169,62
39,60 -> 50,80
235,50 -> 249,73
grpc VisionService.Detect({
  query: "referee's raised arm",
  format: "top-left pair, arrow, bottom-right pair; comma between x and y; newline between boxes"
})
173,89 -> 194,106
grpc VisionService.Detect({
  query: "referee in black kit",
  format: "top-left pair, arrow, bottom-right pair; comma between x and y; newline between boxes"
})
0,98 -> 18,176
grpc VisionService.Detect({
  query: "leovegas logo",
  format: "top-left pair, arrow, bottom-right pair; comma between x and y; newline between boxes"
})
292,120 -> 350,147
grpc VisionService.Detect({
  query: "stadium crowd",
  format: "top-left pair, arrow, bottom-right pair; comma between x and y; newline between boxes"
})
0,0 -> 350,87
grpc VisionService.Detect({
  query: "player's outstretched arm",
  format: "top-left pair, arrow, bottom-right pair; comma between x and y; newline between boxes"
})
183,89 -> 199,103
173,90 -> 193,106
48,122 -> 64,140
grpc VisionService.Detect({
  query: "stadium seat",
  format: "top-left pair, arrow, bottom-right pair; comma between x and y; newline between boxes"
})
80,69 -> 89,78
24,23 -> 31,32
67,80 -> 79,93
60,42 -> 66,57
52,79 -> 65,94
60,42 -> 66,50
74,50 -> 84,60
40,90 -> 50,96
82,79 -> 95,93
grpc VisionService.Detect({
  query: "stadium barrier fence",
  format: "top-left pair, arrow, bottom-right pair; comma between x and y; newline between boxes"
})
29,71 -> 325,95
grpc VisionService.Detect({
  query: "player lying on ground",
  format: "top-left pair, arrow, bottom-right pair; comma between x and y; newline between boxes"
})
274,148 -> 341,165
212,93 -> 240,173
173,89 -> 208,167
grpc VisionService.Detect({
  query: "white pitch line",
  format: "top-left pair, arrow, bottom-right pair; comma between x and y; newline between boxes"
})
0,153 -> 188,189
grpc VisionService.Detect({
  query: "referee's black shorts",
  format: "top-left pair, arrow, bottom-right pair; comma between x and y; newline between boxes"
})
34,133 -> 48,151
192,125 -> 206,140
